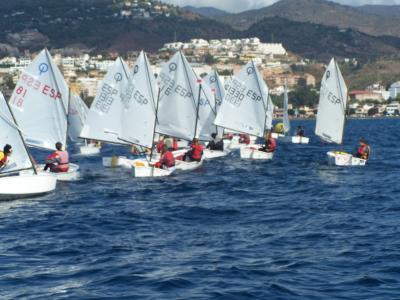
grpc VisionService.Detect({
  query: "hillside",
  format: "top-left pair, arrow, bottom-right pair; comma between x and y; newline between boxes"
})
217,0 -> 400,38
356,5 -> 400,18
0,0 -> 399,64
244,17 -> 400,62
183,6 -> 229,17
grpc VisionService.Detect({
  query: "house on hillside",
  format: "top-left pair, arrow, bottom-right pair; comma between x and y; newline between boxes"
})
348,90 -> 384,102
389,82 -> 400,99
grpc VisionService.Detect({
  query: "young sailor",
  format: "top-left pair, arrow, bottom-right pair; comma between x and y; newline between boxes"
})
296,126 -> 305,137
239,133 -> 250,145
0,144 -> 12,169
155,144 -> 175,169
259,132 -> 276,153
354,137 -> 370,160
44,142 -> 69,173
206,133 -> 224,151
157,136 -> 178,153
183,138 -> 204,162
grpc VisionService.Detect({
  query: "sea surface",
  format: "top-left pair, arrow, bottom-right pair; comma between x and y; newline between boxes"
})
1,118 -> 400,299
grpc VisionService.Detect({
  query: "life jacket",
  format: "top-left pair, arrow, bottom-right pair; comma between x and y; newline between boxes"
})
47,150 -> 69,172
161,151 -> 175,168
0,151 -> 8,167
156,140 -> 164,153
172,139 -> 178,150
357,145 -> 369,160
239,134 -> 250,145
267,138 -> 276,152
191,144 -> 203,161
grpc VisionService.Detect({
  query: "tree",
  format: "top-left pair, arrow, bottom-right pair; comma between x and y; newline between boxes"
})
288,85 -> 319,108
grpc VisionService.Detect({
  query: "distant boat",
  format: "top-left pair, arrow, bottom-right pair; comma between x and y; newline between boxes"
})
315,58 -> 366,166
279,80 -> 309,144
0,91 -> 57,200
9,49 -> 80,181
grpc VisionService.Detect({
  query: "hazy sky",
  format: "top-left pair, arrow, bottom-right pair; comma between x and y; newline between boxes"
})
162,0 -> 400,13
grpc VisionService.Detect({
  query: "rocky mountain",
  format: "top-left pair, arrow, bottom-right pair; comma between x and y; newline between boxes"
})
183,6 -> 229,17
0,0 -> 399,63
217,0 -> 400,38
356,4 -> 400,18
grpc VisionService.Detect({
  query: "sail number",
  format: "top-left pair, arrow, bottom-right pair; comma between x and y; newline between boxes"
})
159,72 -> 192,99
327,92 -> 341,104
95,83 -> 118,113
10,86 -> 27,107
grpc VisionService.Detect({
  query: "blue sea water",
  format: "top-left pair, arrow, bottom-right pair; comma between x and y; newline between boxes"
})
1,118 -> 400,299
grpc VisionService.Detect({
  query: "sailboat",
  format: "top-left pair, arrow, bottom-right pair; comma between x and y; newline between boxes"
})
156,51 -> 208,171
279,81 -> 309,144
202,70 -> 231,159
9,49 -> 80,181
79,57 -> 131,167
0,91 -> 57,200
68,93 -> 100,155
315,58 -> 365,166
118,51 -> 174,177
214,60 -> 273,160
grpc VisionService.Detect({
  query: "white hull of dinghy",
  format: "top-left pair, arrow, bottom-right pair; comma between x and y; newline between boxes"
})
280,136 -> 309,144
327,151 -> 367,166
0,173 -> 57,200
80,145 -> 101,155
132,160 -> 174,178
271,133 -> 284,139
240,145 -> 274,160
36,163 -> 80,181
102,156 -> 136,168
175,158 -> 204,171
148,148 -> 188,162
203,149 -> 229,159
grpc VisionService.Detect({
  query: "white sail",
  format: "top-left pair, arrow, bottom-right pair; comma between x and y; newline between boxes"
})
157,51 -> 199,141
197,82 -> 218,141
283,81 -> 290,134
119,51 -> 158,148
9,49 -> 69,150
0,91 -> 33,173
80,57 -> 130,144
315,58 -> 348,144
215,60 -> 269,137
68,93 -> 88,142
265,95 -> 274,131
204,70 -> 224,138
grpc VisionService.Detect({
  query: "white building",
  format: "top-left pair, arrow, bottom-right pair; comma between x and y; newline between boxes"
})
389,82 -> 400,99
386,102 -> 400,115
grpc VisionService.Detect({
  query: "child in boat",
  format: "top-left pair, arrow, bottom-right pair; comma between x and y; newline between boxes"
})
44,142 -> 69,173
258,132 -> 276,153
354,137 -> 370,160
0,144 -> 12,169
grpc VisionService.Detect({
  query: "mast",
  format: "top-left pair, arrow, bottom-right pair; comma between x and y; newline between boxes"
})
193,82 -> 202,139
44,48 -> 69,147
149,87 -> 162,162
334,58 -> 347,145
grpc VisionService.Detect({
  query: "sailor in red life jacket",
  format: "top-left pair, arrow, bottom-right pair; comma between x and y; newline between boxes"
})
154,144 -> 175,169
239,133 -> 250,145
44,142 -> 69,173
259,132 -> 276,153
156,136 -> 165,153
183,138 -> 204,162
354,137 -> 370,160
0,144 -> 12,170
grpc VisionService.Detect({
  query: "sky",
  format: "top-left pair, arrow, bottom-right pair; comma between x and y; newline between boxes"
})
161,0 -> 400,13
